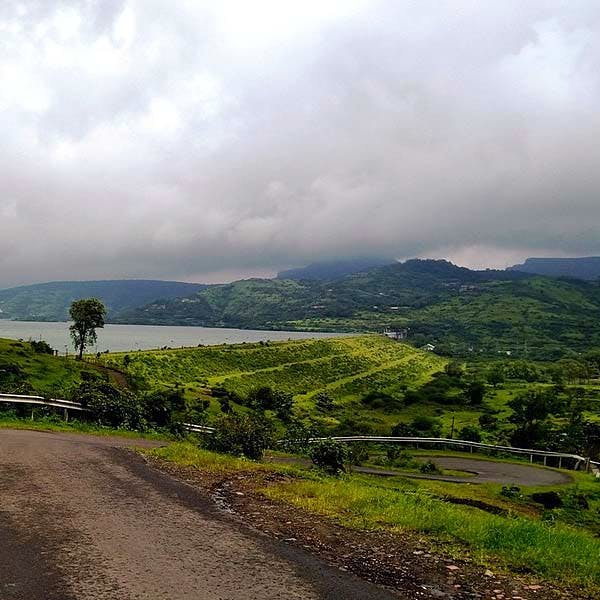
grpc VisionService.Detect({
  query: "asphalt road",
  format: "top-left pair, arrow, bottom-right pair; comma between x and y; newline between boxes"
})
0,429 -> 397,600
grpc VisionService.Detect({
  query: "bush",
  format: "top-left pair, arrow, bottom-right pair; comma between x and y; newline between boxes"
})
281,419 -> 318,453
419,459 -> 440,474
315,391 -> 335,412
75,381 -> 145,429
410,415 -> 442,437
142,388 -> 186,428
29,340 -> 54,355
309,439 -> 349,474
458,425 -> 482,442
207,412 -> 274,460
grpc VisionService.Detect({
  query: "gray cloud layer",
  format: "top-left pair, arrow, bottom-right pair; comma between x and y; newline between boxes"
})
1,1 -> 600,286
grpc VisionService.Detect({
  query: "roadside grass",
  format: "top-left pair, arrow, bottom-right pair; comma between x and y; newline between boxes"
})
149,442 -> 600,593
0,414 -> 171,440
263,475 -> 600,591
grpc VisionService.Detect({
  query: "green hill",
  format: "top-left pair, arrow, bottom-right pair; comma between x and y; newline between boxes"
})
0,280 -> 205,321
102,335 -> 447,432
115,260 -> 600,359
0,338 -> 96,396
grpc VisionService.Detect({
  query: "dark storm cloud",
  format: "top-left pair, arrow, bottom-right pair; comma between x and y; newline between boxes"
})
1,0 -> 600,286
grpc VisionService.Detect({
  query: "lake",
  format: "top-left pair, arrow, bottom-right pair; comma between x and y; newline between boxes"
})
0,320 -> 346,353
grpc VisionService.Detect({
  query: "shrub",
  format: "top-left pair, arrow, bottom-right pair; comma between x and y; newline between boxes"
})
29,340 -> 54,355
281,419 -> 318,453
419,459 -> 440,474
207,412 -> 274,460
315,391 -> 335,412
309,439 -> 349,474
410,415 -> 442,437
75,381 -> 145,429
458,425 -> 482,442
142,388 -> 186,428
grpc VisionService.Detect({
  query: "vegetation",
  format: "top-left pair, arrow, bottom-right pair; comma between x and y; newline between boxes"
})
0,279 -> 205,321
114,259 -> 600,360
69,298 -> 107,359
149,442 -> 600,594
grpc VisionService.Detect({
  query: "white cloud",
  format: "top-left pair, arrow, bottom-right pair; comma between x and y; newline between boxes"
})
0,0 -> 599,287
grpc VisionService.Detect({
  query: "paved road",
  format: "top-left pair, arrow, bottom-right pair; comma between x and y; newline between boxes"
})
388,455 -> 573,485
0,429 -> 397,600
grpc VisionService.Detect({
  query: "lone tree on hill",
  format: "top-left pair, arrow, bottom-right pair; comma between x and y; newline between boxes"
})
69,298 -> 106,360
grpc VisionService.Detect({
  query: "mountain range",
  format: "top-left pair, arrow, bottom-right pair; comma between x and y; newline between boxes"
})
0,280 -> 205,321
508,257 -> 600,280
2,258 -> 600,359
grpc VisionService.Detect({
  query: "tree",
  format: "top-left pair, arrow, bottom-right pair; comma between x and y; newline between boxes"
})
315,391 -> 335,412
508,388 -> 563,448
309,439 -> 348,474
69,298 -> 106,360
486,364 -> 505,387
465,380 -> 486,405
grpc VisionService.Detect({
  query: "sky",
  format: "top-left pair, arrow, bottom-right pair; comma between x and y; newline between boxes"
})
1,0 -> 600,287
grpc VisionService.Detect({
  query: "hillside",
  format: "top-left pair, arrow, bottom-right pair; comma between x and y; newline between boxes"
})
0,280 -> 205,321
115,260 -> 600,358
0,337 -> 97,396
102,335 -> 447,432
508,257 -> 600,280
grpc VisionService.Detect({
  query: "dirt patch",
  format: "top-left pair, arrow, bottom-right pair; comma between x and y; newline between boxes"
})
148,456 -> 591,600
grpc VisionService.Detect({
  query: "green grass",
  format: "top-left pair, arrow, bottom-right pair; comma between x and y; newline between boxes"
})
101,336 -> 447,430
0,337 -> 97,396
149,442 -> 600,593
0,414 -> 170,440
264,475 -> 600,590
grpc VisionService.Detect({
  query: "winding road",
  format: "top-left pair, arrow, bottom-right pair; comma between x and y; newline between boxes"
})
0,429 -> 397,600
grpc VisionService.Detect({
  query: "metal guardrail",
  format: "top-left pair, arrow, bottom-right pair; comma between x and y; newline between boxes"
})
306,436 -> 590,470
182,422 -> 215,434
0,393 -> 88,412
0,393 -> 595,472
0,393 -> 213,433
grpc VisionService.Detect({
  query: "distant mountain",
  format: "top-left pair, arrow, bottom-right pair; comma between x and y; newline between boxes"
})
277,256 -> 395,280
0,280 -> 205,322
508,257 -> 600,280
115,259 -> 600,358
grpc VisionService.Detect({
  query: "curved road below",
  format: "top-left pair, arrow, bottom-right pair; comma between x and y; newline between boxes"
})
357,455 -> 573,485
0,429 -> 398,600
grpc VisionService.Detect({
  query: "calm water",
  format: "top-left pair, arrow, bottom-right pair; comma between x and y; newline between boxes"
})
0,320 -> 344,353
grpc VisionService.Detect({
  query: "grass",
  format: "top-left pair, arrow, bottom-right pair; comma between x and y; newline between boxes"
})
101,335 -> 447,430
150,442 -> 600,593
0,414 -> 171,440
264,476 -> 600,589
0,337 -> 97,396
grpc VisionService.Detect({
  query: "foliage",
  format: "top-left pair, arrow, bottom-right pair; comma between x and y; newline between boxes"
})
207,412 -> 274,460
75,380 -> 145,429
112,258 -> 600,360
315,391 -> 335,412
309,439 -> 349,474
458,425 -> 482,442
29,339 -> 54,355
69,298 -> 107,359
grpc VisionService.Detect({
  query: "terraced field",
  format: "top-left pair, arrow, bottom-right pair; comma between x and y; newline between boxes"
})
102,336 -> 447,430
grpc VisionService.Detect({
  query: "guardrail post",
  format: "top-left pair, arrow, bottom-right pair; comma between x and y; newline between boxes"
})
558,457 -> 562,469
543,456 -> 547,467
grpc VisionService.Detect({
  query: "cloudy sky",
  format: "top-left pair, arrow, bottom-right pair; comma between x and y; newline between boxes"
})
1,1 -> 599,287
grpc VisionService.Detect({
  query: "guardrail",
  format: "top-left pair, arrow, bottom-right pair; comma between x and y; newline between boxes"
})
306,436 -> 590,471
1,393 -> 595,472
0,393 -> 88,412
0,393 -> 213,434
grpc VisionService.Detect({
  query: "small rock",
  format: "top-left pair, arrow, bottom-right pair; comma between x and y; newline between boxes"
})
484,569 -> 494,577
446,565 -> 459,571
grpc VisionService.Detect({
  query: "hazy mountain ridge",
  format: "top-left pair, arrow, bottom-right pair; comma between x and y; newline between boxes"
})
277,256 -> 395,280
113,259 -> 600,358
0,280 -> 205,321
508,257 -> 600,280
